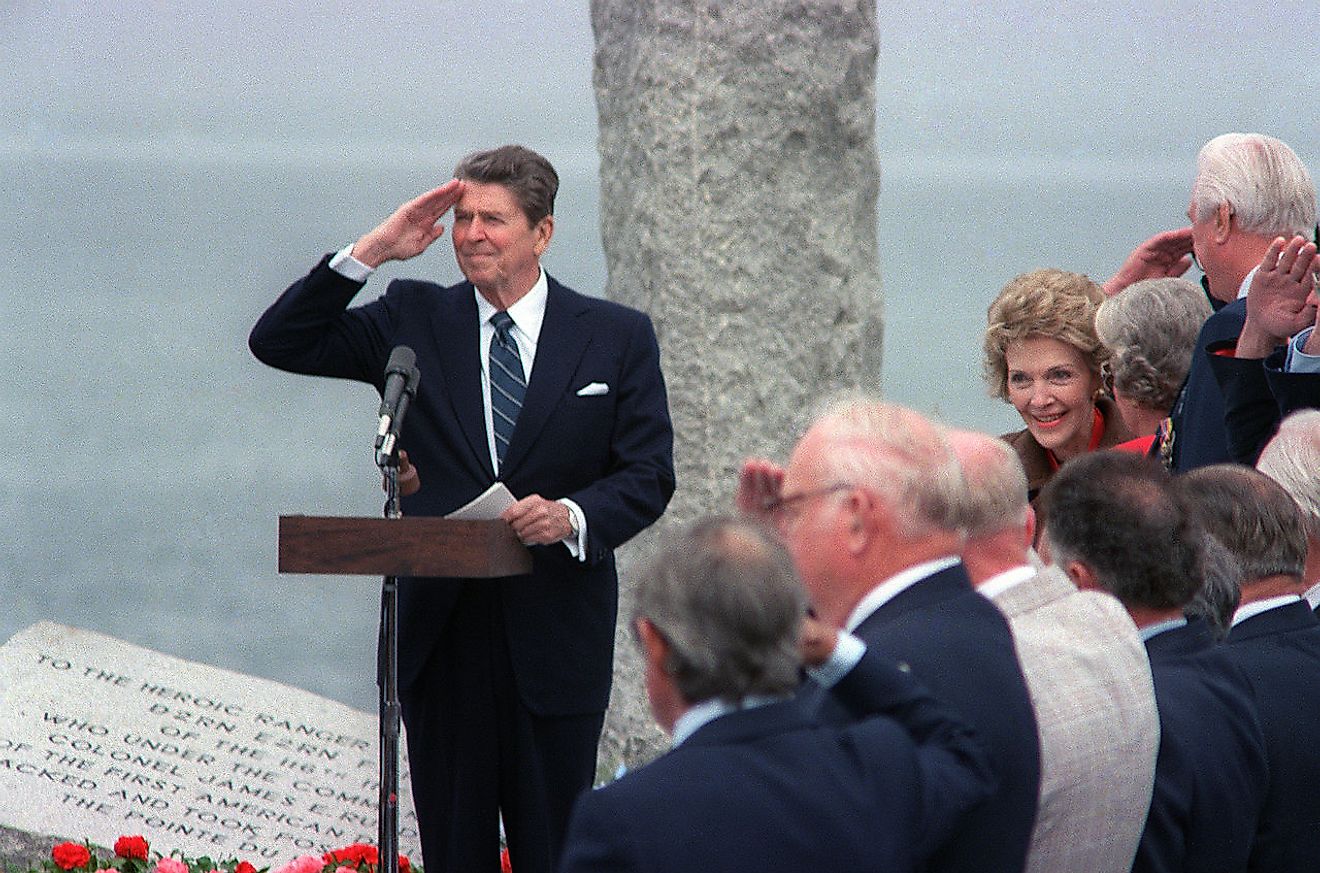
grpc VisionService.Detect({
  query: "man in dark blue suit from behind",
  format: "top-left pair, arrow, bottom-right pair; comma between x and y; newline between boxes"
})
1179,464 -> 1320,871
1039,451 -> 1268,873
559,516 -> 996,873
737,400 -> 1040,873
250,146 -> 675,873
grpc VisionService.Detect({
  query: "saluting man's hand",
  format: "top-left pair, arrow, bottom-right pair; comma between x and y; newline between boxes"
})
735,458 -> 786,526
351,179 -> 466,267
502,495 -> 574,545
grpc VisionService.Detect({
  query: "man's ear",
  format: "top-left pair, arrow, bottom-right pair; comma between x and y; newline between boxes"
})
846,486 -> 883,555
1023,505 -> 1037,550
636,618 -> 670,674
533,215 -> 555,256
1063,559 -> 1101,592
1213,201 -> 1234,243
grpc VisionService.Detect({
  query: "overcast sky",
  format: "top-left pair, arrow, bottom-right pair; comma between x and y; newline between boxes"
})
7,1 -> 1317,169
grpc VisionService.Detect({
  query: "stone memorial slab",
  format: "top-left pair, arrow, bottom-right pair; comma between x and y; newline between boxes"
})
0,623 -> 419,864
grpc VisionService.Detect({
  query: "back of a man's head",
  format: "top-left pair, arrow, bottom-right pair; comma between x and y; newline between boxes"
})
808,397 -> 967,539
946,430 -> 1032,580
1192,133 -> 1316,239
1184,533 -> 1243,640
1177,464 -> 1308,585
948,430 -> 1030,538
633,516 -> 806,706
1257,409 -> 1320,545
1040,451 -> 1203,610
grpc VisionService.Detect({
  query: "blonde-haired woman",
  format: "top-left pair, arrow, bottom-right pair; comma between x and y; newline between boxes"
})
984,268 -> 1132,502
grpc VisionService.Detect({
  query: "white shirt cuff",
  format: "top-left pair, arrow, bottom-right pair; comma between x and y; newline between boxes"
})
1285,327 -> 1320,373
806,630 -> 865,689
329,243 -> 374,283
558,498 -> 588,562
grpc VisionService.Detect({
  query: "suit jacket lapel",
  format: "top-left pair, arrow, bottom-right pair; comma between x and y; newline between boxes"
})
430,284 -> 495,481
500,277 -> 589,477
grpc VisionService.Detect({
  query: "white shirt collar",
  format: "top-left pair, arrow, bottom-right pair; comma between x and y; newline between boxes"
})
844,556 -> 961,632
1235,264 -> 1259,300
1140,616 -> 1188,642
474,268 -> 548,341
977,564 -> 1035,600
1305,580 -> 1320,610
1231,593 -> 1302,627
671,694 -> 784,748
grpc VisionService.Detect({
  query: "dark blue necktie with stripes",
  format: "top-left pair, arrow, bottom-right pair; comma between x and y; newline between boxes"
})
489,310 -> 526,469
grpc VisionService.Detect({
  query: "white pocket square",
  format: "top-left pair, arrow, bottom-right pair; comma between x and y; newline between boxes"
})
576,382 -> 610,397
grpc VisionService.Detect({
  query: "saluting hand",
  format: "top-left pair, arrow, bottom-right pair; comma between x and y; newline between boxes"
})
351,179 -> 466,268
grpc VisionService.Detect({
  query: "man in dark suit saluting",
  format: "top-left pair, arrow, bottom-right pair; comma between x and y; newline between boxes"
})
737,400 -> 1040,873
249,146 -> 675,873
560,516 -> 996,873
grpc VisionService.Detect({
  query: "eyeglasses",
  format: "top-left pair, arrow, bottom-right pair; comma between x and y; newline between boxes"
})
764,484 -> 853,521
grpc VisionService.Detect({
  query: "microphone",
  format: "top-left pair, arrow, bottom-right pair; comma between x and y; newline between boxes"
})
375,346 -> 419,456
378,365 -> 419,462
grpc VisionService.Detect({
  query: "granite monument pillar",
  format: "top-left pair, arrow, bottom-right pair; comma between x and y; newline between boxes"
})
591,0 -> 882,769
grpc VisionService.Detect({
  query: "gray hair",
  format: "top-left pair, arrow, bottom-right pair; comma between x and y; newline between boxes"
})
1095,277 -> 1212,412
1256,409 -> 1320,543
1183,534 -> 1242,641
1191,133 -> 1316,238
1177,464 -> 1308,582
632,516 -> 807,705
948,430 -> 1030,537
453,145 -> 558,224
810,397 -> 967,539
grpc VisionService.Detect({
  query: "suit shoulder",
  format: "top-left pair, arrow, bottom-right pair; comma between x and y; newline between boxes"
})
379,276 -> 466,304
548,277 -> 655,326
1199,298 -> 1247,341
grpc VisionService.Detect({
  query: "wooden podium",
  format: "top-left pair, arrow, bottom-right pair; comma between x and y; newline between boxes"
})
278,515 -> 532,577
276,514 -> 531,872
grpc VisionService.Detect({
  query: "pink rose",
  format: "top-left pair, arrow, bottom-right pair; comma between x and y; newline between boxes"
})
275,855 -> 326,873
155,858 -> 188,873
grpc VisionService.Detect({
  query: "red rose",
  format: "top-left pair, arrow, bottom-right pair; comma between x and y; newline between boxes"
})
325,845 -> 377,868
114,836 -> 150,861
235,862 -> 257,873
397,856 -> 410,873
52,843 -> 92,871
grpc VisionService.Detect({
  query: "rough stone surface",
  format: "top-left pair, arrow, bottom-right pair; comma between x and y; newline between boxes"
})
591,0 -> 882,771
0,623 -> 419,865
0,825 -> 61,870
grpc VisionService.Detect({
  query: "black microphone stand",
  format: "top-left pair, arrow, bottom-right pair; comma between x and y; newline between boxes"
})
377,449 -> 402,873
375,365 -> 415,873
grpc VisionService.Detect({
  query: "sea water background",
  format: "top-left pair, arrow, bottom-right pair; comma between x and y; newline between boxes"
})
3,1 -> 1317,711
